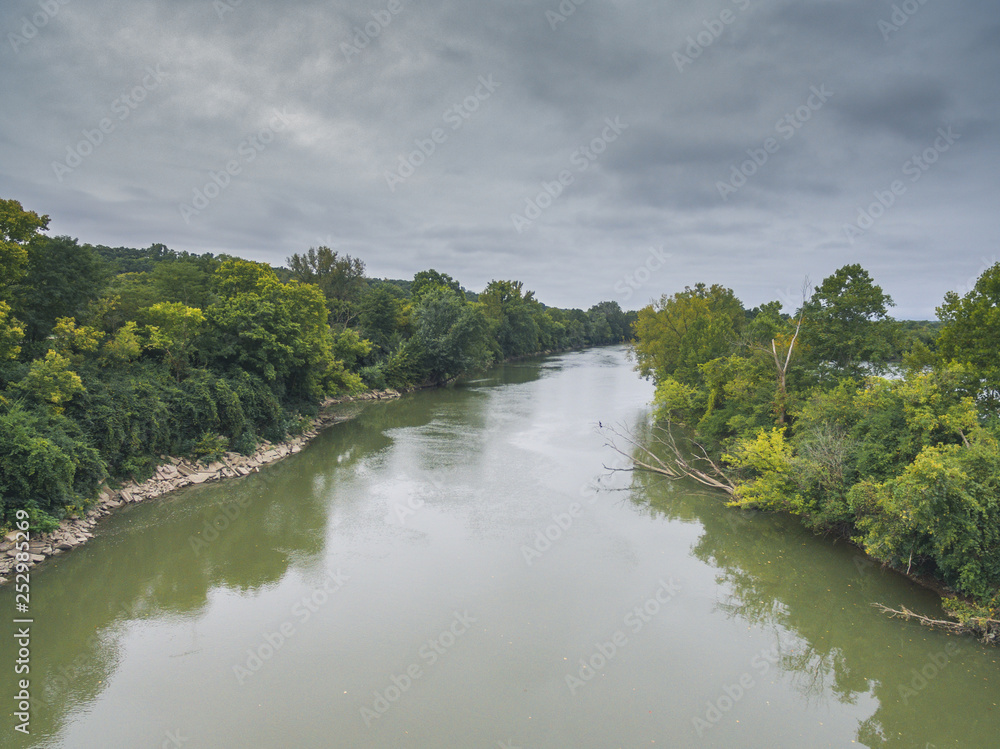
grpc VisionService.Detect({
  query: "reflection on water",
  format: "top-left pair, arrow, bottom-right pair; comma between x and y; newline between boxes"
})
632,461 -> 1000,748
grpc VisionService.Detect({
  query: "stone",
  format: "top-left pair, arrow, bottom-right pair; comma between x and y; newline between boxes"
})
189,472 -> 215,485
29,554 -> 45,563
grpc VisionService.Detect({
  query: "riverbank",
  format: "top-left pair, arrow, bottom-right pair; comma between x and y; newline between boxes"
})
0,388 -> 403,585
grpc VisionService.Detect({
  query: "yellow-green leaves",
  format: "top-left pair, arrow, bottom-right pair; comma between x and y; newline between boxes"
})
0,301 -> 25,361
18,350 -> 84,413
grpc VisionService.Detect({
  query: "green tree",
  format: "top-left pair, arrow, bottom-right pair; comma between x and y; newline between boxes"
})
17,350 -> 85,413
412,288 -> 492,384
632,283 -> 745,386
480,280 -> 540,359
588,301 -> 631,342
0,197 -> 49,289
412,269 -> 463,303
208,260 -> 343,399
287,246 -> 367,327
799,264 -> 897,379
0,302 -> 24,362
8,235 -> 111,352
143,302 -> 207,380
936,262 -> 1000,412
358,285 -> 404,357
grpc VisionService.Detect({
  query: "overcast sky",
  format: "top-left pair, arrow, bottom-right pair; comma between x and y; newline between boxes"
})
2,0 -> 997,318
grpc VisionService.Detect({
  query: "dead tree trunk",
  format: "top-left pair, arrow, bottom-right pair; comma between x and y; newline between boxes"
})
602,422 -> 736,496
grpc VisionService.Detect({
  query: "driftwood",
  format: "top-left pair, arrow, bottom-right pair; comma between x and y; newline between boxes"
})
872,603 -> 1000,644
601,422 -> 736,496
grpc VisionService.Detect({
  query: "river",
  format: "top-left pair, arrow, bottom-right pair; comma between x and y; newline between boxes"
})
2,346 -> 998,747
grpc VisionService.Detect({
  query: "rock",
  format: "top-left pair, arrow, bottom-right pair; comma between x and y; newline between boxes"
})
189,472 -> 215,485
176,464 -> 196,477
57,540 -> 76,550
29,554 -> 45,563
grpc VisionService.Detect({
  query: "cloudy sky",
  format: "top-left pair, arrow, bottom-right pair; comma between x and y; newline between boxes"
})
2,0 -> 997,317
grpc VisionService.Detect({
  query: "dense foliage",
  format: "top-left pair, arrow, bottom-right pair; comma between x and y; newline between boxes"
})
633,262 -> 1000,623
0,198 -> 635,531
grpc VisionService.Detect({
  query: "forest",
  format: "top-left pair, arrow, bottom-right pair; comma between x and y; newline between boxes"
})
629,261 -> 1000,635
0,197 -> 634,532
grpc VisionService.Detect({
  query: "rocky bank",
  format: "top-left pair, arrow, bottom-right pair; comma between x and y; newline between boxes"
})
0,389 -> 402,585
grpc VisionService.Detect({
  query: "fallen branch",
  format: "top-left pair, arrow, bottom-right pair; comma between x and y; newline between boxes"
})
602,421 -> 736,496
872,603 -> 1000,644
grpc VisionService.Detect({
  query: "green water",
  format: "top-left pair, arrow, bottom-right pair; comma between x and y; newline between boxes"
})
1,346 -> 998,747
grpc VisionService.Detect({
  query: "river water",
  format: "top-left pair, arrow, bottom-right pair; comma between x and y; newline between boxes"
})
2,346 -> 998,748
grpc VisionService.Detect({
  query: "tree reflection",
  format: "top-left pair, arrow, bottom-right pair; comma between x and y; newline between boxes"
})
626,428 -> 1000,748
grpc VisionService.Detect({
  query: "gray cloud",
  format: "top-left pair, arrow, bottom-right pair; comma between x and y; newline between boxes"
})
2,0 -> 997,318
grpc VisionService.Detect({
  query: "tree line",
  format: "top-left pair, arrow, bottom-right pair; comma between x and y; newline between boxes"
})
0,197 -> 635,531
628,262 -> 1000,635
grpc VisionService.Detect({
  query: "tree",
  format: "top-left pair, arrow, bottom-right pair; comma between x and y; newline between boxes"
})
143,302 -> 207,380
0,302 -> 24,362
412,288 -> 492,384
50,317 -> 104,364
799,264 -> 896,379
588,301 -> 631,342
632,283 -> 745,386
207,259 -> 343,399
148,256 -> 218,308
412,269 -> 463,303
7,235 -> 111,352
358,285 -> 404,357
480,280 -> 540,359
936,262 -> 1000,412
17,350 -> 85,413
287,246 -> 366,326
0,197 -> 49,289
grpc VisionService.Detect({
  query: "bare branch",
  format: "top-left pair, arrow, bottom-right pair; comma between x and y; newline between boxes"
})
602,422 -> 736,495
